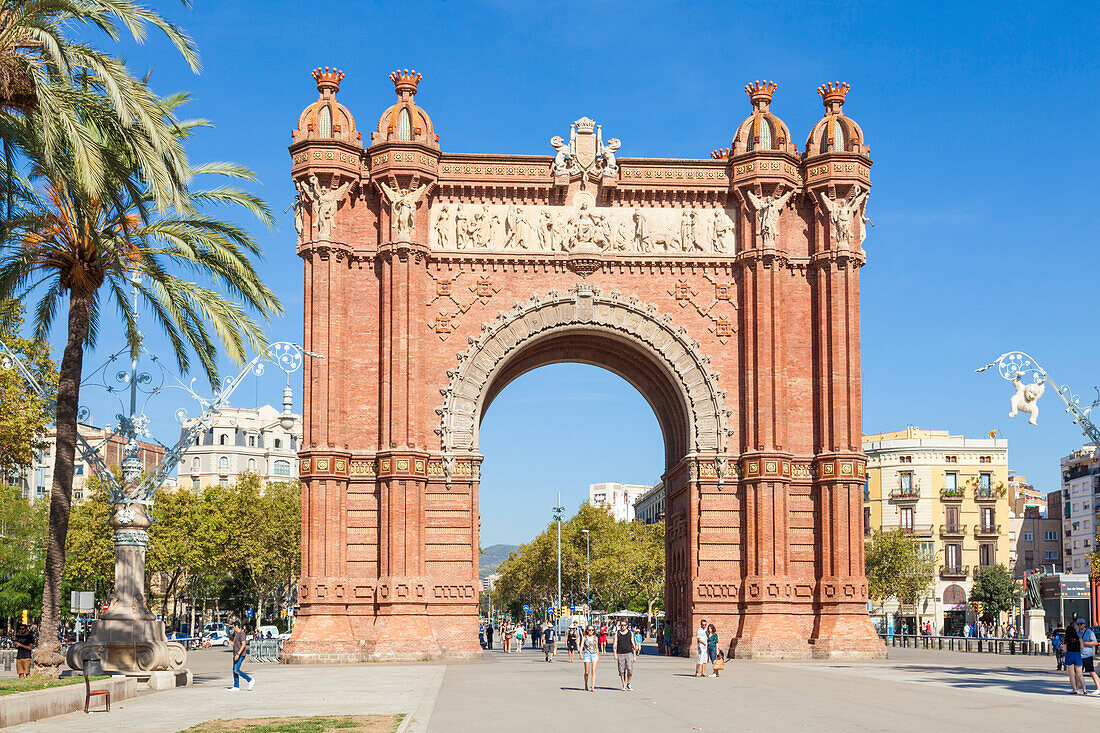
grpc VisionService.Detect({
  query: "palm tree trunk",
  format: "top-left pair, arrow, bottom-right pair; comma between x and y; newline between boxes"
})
33,289 -> 92,677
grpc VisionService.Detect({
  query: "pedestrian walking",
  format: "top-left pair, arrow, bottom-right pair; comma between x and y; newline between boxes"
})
633,626 -> 643,660
1064,620 -> 1085,694
514,623 -> 526,652
14,624 -> 33,679
599,623 -> 608,654
1076,618 -> 1098,694
614,619 -> 639,690
567,620 -> 580,662
581,624 -> 600,692
706,624 -> 721,677
228,620 -> 255,692
662,622 -> 673,656
543,623 -> 556,662
486,622 -> 494,650
694,618 -> 709,677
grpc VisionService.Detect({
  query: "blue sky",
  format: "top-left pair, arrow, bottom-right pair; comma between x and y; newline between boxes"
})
26,1 -> 1100,544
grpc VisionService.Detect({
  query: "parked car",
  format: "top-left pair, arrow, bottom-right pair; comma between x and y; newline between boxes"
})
205,631 -> 231,647
255,625 -> 280,639
166,631 -> 198,650
202,622 -> 230,637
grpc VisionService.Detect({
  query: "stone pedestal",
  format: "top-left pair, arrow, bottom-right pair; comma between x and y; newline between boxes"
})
1025,608 -> 1047,645
66,503 -> 187,676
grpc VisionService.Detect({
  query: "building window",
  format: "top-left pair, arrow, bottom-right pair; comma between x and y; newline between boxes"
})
274,439 -> 282,449
945,455 -> 957,464
945,543 -> 960,568
900,472 -> 912,492
900,507 -> 914,531
899,455 -> 912,464
1023,532 -> 1033,542
1044,531 -> 1058,541
248,436 -> 256,448
248,458 -> 256,471
274,460 -> 291,475
73,490 -> 82,502
979,544 -> 994,567
1024,552 -> 1033,568
219,477 -> 228,487
1045,550 -> 1058,561
864,506 -> 870,535
982,507 -> 995,530
945,472 -> 957,491
220,434 -> 227,446
980,456 -> 992,464
219,456 -> 229,470
945,505 -> 960,530
398,107 -> 412,141
192,457 -> 200,471
979,473 -> 991,490
192,477 -> 200,490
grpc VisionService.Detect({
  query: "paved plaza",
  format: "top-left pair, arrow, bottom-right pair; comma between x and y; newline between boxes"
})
12,645 -> 1100,732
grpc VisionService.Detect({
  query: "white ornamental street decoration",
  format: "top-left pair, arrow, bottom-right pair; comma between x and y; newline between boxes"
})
1009,372 -> 1046,425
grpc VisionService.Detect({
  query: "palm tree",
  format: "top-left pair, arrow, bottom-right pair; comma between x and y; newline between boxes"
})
0,0 -> 200,210
0,100 -> 280,675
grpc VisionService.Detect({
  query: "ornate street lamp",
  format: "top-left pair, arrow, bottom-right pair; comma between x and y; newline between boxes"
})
0,275 -> 320,678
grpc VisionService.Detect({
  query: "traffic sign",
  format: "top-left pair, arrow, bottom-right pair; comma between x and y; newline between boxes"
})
246,609 -> 254,618
101,602 -> 109,612
522,605 -> 530,612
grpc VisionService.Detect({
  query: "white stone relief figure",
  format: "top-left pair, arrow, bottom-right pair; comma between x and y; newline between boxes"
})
453,205 -> 469,249
632,209 -> 650,252
293,180 -> 309,244
306,173 -> 357,240
550,135 -> 573,177
472,207 -> 490,247
379,182 -> 428,241
601,138 -> 621,178
434,205 -> 453,250
712,209 -> 734,254
536,210 -> 553,250
504,207 -> 531,249
818,185 -> 868,248
746,186 -> 794,248
1009,372 -> 1046,425
487,213 -> 502,249
613,218 -> 632,251
573,200 -> 599,247
860,193 -> 873,247
689,210 -> 708,252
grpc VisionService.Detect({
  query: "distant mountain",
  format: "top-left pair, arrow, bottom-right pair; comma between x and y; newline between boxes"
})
479,544 -> 519,578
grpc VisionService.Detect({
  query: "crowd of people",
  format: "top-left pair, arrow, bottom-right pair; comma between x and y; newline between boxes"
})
1050,618 -> 1099,695
476,616 -> 725,691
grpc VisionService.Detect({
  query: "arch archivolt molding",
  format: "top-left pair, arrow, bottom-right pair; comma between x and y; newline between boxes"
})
435,284 -> 733,467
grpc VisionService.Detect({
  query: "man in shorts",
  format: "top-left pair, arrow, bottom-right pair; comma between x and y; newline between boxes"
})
14,624 -> 33,678
1077,619 -> 1099,694
695,618 -> 708,677
614,619 -> 639,690
542,623 -> 556,662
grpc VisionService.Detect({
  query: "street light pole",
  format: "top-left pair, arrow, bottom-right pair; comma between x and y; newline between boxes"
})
553,493 -> 564,624
581,529 -> 590,612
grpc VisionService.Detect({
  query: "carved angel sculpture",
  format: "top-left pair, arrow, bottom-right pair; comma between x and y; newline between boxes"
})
379,182 -> 428,240
818,185 -> 868,248
746,186 -> 794,249
306,174 -> 356,240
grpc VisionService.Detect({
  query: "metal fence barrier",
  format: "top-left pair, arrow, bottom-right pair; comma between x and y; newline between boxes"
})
248,638 -> 285,662
878,633 -> 1048,655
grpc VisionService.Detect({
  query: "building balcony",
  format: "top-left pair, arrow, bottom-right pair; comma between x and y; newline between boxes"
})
939,523 -> 967,538
974,486 -> 1006,502
940,565 -> 969,579
889,487 -> 920,502
974,524 -> 1001,537
940,487 -> 965,501
902,524 -> 934,538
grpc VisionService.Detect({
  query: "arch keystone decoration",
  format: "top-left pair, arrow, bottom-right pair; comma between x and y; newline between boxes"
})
435,285 -> 731,459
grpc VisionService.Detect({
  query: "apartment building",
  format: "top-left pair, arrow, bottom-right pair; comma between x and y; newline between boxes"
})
177,405 -> 301,491
1059,445 -> 1099,575
588,482 -> 651,522
864,427 -> 1010,634
633,482 -> 665,525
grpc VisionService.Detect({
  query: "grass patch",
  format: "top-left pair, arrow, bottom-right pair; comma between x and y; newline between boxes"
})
0,675 -> 110,695
180,714 -> 405,733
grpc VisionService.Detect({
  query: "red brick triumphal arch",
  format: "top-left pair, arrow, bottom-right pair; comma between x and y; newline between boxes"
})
281,68 -> 886,662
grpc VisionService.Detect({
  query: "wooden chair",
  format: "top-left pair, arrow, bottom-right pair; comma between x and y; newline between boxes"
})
83,672 -> 110,713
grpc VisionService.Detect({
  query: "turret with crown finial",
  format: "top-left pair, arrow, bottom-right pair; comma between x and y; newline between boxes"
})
371,69 -> 438,147
293,66 -> 360,146
724,80 -> 796,158
313,67 -> 345,96
390,69 -> 422,100
805,81 -> 866,157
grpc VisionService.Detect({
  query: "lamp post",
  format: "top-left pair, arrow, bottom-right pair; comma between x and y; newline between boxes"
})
581,529 -> 591,612
553,493 -> 564,624
976,350 -> 1099,644
0,274 -> 320,675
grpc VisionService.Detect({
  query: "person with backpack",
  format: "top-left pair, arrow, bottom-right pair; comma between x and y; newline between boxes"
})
1075,618 -> 1098,694
1052,625 -> 1066,671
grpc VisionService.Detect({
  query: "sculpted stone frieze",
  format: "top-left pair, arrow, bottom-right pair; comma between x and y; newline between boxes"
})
431,194 -> 738,255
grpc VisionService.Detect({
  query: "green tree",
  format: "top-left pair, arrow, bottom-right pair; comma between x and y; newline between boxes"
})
0,0 -> 200,209
61,477 -> 113,593
147,486 -> 203,619
864,529 -> 936,608
0,298 -> 55,484
970,563 -> 1020,626
0,482 -> 47,624
0,102 -> 279,676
